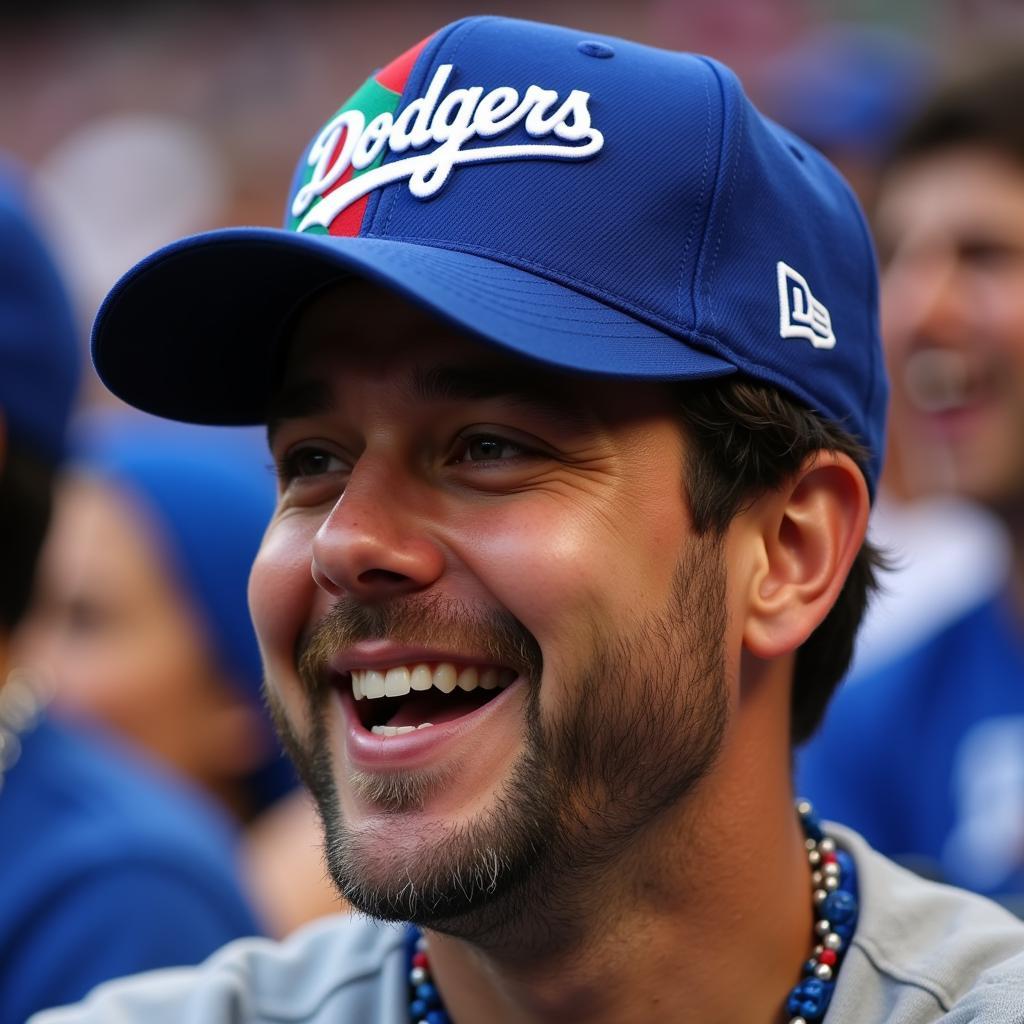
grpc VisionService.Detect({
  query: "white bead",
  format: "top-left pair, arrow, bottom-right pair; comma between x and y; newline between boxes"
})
811,870 -> 823,886
823,862 -> 841,878
814,962 -> 833,981
410,966 -> 428,986
813,888 -> 828,905
796,800 -> 813,817
808,849 -> 822,867
813,944 -> 824,956
805,838 -> 818,851
791,1018 -> 808,1024
824,933 -> 843,951
815,919 -> 832,937
824,876 -> 839,891
819,837 -> 836,854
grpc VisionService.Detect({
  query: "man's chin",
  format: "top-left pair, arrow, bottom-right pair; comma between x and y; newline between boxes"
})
323,817 -> 524,927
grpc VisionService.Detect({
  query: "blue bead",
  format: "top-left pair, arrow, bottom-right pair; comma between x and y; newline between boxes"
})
416,983 -> 439,1003
802,958 -> 818,975
836,850 -> 857,891
410,998 -> 429,1017
786,977 -> 833,1020
822,890 -> 857,924
425,1011 -> 450,1024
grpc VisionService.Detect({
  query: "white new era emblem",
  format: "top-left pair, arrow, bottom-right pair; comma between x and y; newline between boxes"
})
777,262 -> 836,350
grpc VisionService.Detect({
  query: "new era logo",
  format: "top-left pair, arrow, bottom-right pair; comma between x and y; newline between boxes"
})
777,262 -> 836,350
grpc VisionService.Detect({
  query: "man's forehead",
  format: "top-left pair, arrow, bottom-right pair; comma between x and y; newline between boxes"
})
267,281 -> 682,441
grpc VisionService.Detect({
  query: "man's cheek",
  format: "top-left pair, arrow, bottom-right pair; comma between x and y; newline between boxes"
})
459,506 -> 656,633
248,521 -> 318,672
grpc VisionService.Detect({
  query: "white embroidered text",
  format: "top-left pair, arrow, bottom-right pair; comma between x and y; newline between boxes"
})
777,261 -> 836,350
292,64 -> 604,231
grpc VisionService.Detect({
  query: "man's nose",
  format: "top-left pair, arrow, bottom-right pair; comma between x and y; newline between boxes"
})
310,459 -> 445,602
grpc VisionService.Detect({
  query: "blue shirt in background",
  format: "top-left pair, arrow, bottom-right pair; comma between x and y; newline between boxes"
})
0,716 -> 262,1023
798,593 -> 1024,913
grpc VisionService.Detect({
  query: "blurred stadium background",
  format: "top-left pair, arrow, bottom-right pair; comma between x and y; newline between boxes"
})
2,0 -> 1020,396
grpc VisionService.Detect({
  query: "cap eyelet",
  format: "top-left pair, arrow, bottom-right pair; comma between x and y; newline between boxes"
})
578,40 -> 615,59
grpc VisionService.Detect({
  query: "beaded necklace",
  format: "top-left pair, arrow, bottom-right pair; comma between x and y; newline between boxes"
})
405,800 -> 858,1024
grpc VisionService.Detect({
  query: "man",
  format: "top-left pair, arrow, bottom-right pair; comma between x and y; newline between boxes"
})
798,51 -> 1024,911
0,164 -> 262,1023
35,18 -> 1024,1024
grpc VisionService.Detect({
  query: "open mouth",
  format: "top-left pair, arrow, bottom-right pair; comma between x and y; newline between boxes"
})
903,347 -> 991,416
344,663 -> 517,736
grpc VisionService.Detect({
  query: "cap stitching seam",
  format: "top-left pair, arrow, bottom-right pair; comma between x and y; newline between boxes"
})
379,18 -> 491,237
673,68 -> 713,325
370,20 -> 472,235
702,78 -> 744,334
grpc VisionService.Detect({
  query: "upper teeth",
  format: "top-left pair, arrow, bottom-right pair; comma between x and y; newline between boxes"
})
351,663 -> 513,700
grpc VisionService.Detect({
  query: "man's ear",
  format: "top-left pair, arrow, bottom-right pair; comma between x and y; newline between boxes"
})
740,452 -> 869,659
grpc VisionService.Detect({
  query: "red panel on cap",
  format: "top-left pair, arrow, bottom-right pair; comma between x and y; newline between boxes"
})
375,34 -> 434,93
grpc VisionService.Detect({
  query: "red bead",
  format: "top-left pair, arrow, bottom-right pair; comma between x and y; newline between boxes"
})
412,951 -> 430,969
818,949 -> 838,966
822,851 -> 838,864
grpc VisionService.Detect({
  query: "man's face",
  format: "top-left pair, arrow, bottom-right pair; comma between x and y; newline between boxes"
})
876,146 -> 1024,510
16,476 -> 235,785
250,283 -> 735,938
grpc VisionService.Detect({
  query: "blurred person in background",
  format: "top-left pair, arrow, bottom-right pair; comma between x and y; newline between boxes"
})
757,23 -> 930,209
799,51 -> 1024,912
0,162 -> 262,1023
758,24 -> 1009,676
16,414 -> 343,937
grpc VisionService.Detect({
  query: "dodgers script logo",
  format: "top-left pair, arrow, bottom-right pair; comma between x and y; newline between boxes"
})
291,63 -> 604,234
777,261 -> 836,350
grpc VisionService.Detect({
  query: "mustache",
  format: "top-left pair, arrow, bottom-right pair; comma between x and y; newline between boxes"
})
296,593 -> 543,695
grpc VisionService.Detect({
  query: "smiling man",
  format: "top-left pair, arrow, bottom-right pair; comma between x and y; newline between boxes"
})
35,16 -> 1024,1024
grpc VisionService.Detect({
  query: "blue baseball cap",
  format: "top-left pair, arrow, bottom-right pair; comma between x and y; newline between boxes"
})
0,162 -> 80,460
92,16 -> 886,491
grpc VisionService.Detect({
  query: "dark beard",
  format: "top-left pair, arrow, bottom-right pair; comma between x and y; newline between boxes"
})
266,532 -> 727,945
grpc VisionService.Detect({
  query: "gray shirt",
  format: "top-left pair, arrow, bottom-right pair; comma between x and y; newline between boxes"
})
31,826 -> 1024,1023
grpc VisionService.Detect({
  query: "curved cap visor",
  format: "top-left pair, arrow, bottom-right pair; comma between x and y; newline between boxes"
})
92,227 -> 738,424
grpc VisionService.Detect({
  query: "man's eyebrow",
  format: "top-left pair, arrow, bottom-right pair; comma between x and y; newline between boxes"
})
265,361 -> 587,448
407,363 -> 583,424
266,379 -> 334,448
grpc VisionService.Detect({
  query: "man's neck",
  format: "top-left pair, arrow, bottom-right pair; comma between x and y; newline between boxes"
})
424,690 -> 811,1024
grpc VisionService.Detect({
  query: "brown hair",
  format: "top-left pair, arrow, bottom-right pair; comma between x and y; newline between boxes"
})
673,378 -> 888,746
888,46 -> 1024,173
0,440 -> 55,632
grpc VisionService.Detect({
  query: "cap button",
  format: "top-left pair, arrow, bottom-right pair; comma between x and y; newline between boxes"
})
577,40 -> 615,59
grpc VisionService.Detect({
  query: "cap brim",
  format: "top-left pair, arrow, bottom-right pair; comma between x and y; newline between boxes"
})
93,227 -> 737,424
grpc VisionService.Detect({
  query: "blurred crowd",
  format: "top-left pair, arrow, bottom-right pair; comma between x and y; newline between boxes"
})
6,0 -> 1024,1018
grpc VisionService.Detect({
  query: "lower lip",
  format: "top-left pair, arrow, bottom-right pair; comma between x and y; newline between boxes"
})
340,678 -> 524,771
915,401 -> 990,442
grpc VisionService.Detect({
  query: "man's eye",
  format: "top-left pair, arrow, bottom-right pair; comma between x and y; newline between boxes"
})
279,447 -> 345,480
455,435 -> 526,463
